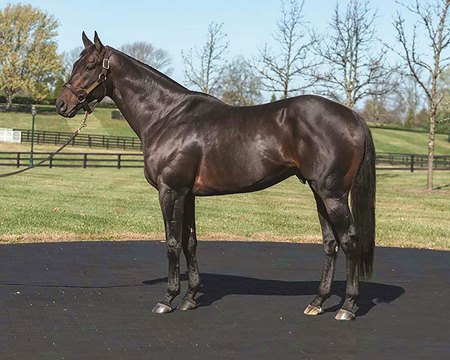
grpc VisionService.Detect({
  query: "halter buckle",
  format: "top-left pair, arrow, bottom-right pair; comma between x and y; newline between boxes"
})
103,59 -> 110,70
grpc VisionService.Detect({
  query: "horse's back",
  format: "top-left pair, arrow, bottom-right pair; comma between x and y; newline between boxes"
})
145,93 -> 367,196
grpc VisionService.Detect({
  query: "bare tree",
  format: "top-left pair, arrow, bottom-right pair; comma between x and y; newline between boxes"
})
314,0 -> 395,108
363,92 -> 392,124
392,0 -> 450,190
438,68 -> 450,130
182,22 -> 228,95
120,42 -> 173,75
251,0 -> 318,99
394,72 -> 424,127
62,46 -> 83,79
219,57 -> 262,106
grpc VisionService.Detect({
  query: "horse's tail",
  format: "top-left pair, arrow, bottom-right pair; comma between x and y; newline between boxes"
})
351,115 -> 376,280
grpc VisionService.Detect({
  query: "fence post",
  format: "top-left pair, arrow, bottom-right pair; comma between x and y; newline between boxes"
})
410,155 -> 414,172
83,153 -> 88,168
49,155 -> 53,168
88,135 -> 92,148
16,152 -> 21,168
117,154 -> 121,169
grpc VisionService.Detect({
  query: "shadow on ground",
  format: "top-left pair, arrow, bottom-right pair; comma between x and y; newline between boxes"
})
143,273 -> 405,317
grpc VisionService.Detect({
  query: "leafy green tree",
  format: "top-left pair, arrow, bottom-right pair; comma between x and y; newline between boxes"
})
0,4 -> 62,108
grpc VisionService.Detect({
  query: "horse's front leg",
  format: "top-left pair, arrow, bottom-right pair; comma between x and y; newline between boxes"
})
152,184 -> 187,314
178,193 -> 201,311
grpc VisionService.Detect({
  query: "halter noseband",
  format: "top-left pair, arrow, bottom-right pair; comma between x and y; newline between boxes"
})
63,53 -> 110,114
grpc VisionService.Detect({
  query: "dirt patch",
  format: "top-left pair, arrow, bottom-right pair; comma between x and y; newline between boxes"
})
0,232 -> 164,244
1,233 -> 447,251
0,232 -> 322,245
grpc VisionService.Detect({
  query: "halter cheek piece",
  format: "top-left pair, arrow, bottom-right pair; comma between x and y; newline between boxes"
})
63,54 -> 110,114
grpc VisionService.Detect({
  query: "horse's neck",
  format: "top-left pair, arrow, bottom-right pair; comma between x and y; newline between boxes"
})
107,49 -> 188,138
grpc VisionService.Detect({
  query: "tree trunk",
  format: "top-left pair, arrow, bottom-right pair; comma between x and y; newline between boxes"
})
427,113 -> 436,191
283,77 -> 289,99
345,96 -> 354,109
5,92 -> 13,111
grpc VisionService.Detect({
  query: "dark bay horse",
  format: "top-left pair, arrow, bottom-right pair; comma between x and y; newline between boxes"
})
57,32 -> 375,321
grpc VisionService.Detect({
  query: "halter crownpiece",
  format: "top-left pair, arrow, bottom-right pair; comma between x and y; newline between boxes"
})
63,50 -> 110,113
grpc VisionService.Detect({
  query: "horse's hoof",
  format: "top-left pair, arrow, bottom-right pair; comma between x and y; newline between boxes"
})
177,299 -> 198,311
152,302 -> 173,314
304,304 -> 323,316
335,309 -> 356,321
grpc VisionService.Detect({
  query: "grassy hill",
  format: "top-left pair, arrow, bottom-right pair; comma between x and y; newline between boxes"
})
371,127 -> 450,154
1,106 -> 450,154
0,106 -> 136,137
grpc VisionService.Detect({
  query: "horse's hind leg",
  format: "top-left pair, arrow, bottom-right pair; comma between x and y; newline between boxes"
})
321,194 -> 359,320
178,194 -> 201,311
304,189 -> 338,316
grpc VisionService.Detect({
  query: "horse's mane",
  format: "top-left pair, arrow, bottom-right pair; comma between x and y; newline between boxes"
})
110,46 -> 188,91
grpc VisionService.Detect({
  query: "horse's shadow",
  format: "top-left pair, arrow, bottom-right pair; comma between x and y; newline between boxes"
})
143,273 -> 405,317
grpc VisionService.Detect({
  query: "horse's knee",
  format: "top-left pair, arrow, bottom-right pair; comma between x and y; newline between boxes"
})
324,238 -> 338,256
167,237 -> 182,258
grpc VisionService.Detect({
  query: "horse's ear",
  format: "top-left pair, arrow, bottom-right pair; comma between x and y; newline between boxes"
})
82,31 -> 93,48
93,31 -> 105,54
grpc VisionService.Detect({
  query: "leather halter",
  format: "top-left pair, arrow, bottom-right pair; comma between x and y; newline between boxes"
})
63,52 -> 110,113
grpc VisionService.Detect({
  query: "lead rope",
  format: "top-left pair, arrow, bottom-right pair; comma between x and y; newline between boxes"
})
0,106 -> 94,179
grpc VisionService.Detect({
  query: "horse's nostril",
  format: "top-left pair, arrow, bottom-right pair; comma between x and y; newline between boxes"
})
59,99 -> 67,112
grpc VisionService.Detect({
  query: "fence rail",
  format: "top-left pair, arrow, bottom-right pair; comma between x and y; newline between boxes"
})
375,153 -> 450,171
12,127 -> 449,152
0,151 -> 449,171
0,152 -> 143,169
17,129 -> 142,150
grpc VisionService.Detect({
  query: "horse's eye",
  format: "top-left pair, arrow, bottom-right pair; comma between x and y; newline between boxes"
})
86,63 -> 96,70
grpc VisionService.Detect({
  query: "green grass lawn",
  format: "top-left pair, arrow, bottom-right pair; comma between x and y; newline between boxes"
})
371,127 -> 450,154
0,107 -> 136,137
0,168 -> 448,249
1,108 -> 450,154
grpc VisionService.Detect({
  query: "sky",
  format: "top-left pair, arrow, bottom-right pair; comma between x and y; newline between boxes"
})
3,0 -> 417,87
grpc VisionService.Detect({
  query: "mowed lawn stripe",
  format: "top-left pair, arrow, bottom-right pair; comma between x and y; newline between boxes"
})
0,168 -> 448,249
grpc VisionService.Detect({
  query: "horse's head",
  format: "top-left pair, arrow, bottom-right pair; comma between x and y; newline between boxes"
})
56,31 -> 110,117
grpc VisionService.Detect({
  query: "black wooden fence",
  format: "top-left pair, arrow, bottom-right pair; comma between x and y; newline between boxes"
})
18,129 -> 142,150
0,152 -> 143,169
0,152 -> 449,171
375,153 -> 450,171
